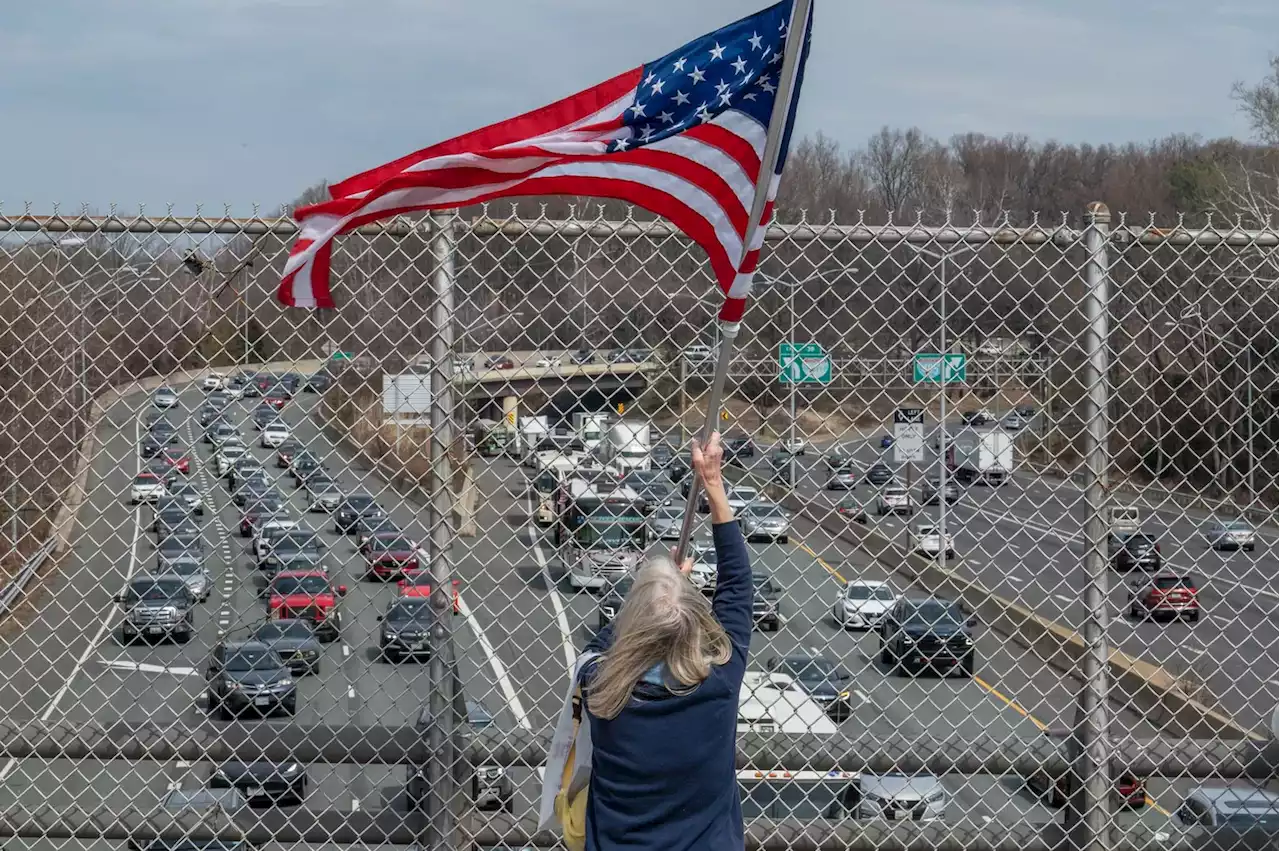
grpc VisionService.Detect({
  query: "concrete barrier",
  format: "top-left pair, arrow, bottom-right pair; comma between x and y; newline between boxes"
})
743,471 -> 1266,742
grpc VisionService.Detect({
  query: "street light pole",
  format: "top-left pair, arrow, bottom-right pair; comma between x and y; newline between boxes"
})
936,253 -> 948,570
789,278 -> 797,490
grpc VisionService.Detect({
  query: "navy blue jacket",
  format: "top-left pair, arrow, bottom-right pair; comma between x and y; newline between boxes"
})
580,520 -> 752,851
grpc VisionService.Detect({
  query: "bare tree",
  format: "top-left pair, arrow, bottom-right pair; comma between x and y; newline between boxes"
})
861,126 -> 934,216
1232,57 -> 1279,147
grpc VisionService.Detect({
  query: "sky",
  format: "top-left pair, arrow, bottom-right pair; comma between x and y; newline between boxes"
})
1,0 -> 1274,214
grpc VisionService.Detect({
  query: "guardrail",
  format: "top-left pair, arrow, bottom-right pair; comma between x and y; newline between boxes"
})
0,538 -> 57,619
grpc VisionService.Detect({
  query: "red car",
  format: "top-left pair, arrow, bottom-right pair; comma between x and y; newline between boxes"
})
359,529 -> 404,559
266,570 -> 347,641
159,451 -> 190,475
1128,573 -> 1200,622
264,396 -> 287,411
398,574 -> 462,614
364,535 -> 423,580
276,442 -> 301,468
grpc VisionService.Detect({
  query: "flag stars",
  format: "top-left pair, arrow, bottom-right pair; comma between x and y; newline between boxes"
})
639,125 -> 656,143
628,101 -> 647,119
650,79 -> 664,95
644,72 -> 656,86
715,79 -> 730,95
708,42 -> 726,61
759,77 -> 776,94
657,110 -> 675,124
742,92 -> 758,101
718,90 -> 733,107
688,66 -> 705,84
672,57 -> 686,72
748,32 -> 763,50
610,137 -> 631,152
673,90 -> 690,105
694,103 -> 712,123
731,56 -> 748,75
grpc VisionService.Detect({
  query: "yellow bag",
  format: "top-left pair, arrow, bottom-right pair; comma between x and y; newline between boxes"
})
553,686 -> 589,851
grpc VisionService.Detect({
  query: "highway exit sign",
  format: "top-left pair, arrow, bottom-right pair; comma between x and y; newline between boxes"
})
779,342 -> 832,384
913,353 -> 966,383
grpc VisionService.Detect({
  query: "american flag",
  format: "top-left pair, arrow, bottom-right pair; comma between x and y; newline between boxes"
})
278,0 -> 812,322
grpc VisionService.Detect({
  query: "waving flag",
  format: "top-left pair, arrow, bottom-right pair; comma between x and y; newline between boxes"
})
278,0 -> 813,320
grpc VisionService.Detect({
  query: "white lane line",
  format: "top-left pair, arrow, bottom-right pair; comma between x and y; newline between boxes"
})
525,492 -> 575,674
1,403 -> 145,791
342,643 -> 351,657
347,686 -> 356,699
1053,594 -> 1073,604
456,589 -> 530,731
1005,575 -> 1027,584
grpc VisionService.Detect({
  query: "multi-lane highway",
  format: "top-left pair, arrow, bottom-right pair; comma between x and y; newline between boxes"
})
729,424 -> 1279,734
0,380 -> 1262,834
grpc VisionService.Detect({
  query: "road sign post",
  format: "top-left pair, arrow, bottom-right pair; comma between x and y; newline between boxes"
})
893,408 -> 925,465
913,353 -> 966,384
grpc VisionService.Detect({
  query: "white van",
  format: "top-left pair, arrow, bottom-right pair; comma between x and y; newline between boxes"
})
739,671 -> 838,736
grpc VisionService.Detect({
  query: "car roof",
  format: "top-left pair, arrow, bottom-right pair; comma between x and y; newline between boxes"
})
222,640 -> 274,653
274,569 -> 328,577
847,578 -> 890,587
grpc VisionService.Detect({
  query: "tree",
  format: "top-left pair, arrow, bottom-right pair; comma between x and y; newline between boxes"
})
1232,57 -> 1279,147
275,180 -> 331,217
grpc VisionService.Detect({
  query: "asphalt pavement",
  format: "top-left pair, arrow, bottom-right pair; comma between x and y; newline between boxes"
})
731,424 -> 1279,735
0,386 -> 1263,836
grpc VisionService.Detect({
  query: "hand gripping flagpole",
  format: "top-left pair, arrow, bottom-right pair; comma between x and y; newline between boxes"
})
673,0 -> 813,564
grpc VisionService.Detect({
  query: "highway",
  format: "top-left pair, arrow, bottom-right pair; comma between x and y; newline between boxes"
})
0,381 -> 1253,835
729,424 -> 1280,735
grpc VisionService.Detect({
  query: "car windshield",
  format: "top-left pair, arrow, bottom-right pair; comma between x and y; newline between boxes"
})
346,496 -> 377,511
1222,521 -> 1253,532
129,581 -> 187,602
846,584 -> 895,601
225,648 -> 283,671
388,600 -> 434,622
159,537 -> 200,554
740,779 -> 855,819
274,534 -> 322,554
1224,810 -> 1279,831
134,474 -> 161,485
787,658 -> 841,682
271,575 -> 330,595
904,601 -> 966,625
168,483 -> 196,496
886,487 -> 907,497
586,523 -> 643,548
163,561 -> 201,576
693,548 -> 718,565
1123,534 -> 1158,547
1152,575 -> 1195,590
254,621 -> 314,641
373,537 -> 416,551
745,504 -> 785,520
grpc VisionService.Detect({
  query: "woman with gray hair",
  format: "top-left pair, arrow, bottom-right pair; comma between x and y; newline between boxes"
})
579,430 -> 752,851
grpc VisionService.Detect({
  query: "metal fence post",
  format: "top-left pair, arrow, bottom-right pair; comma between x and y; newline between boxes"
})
1067,201 -> 1113,851
425,211 -> 459,851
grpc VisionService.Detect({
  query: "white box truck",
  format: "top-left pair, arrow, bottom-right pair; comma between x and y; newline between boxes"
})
517,416 -> 550,467
572,412 -> 609,452
948,429 -> 1013,486
604,421 -> 652,472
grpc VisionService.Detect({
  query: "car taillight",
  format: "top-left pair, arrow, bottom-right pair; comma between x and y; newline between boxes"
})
1154,544 -> 1161,553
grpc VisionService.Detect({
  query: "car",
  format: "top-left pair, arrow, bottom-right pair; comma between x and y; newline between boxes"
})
160,786 -> 248,815
777,437 -> 807,456
739,502 -> 790,543
864,462 -> 895,487
408,698 -> 514,813
397,573 -> 462,612
688,544 -> 718,593
153,387 -> 180,409
151,496 -> 192,533
266,570 -> 346,641
648,503 -> 686,541
835,496 -> 868,523
335,494 -> 383,534
252,405 -> 279,430
114,575 -> 195,644
1174,787 -> 1279,848
231,479 -> 273,510
209,760 -> 308,808
1025,735 -> 1146,808
1001,411 -> 1029,431
765,655 -> 856,720
485,355 -> 515,370
920,476 -> 959,505
723,436 -> 757,465
879,434 -> 894,449
261,422 -> 291,448
259,529 -> 326,576
854,774 -> 947,822
824,445 -> 857,469
241,376 -> 262,397
200,373 -> 227,392
148,419 -> 180,445
138,433 -> 165,459
1013,405 -> 1036,419
275,438 -> 303,467
875,485 -> 914,516
1108,532 -> 1162,571
207,390 -> 235,409
224,376 -> 246,399
142,459 -> 182,487
129,472 -> 168,504
240,500 -> 289,537
306,479 -> 344,513
533,357 -> 554,368
165,480 -> 205,515
378,597 -> 438,661
263,394 -> 288,411
204,420 -> 238,446
825,468 -> 860,490
364,534 -> 423,580
833,579 -> 898,629
205,641 -> 297,719
596,574 -> 634,629
304,371 -> 333,392
157,449 -> 191,476
356,514 -> 401,550
960,410 -> 994,426
196,405 -> 221,427
158,558 -> 213,603
752,571 -> 782,632
251,618 -> 323,677
1128,573 -> 1200,622
725,486 -> 759,513
911,524 -> 956,559
289,453 -> 325,484
570,349 -> 595,364
215,444 -> 249,477
1203,518 -> 1256,551
879,597 -> 976,677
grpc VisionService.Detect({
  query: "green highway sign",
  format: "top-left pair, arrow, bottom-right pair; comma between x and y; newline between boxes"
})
913,352 -> 966,383
779,342 -> 832,385
330,351 -> 355,361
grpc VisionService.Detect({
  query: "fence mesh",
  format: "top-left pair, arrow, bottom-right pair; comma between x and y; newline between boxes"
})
0,204 -> 1276,851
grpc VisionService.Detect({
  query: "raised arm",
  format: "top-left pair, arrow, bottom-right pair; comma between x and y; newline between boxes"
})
694,434 -> 753,660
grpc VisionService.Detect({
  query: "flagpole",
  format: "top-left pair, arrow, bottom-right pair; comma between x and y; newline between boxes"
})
673,0 -> 812,563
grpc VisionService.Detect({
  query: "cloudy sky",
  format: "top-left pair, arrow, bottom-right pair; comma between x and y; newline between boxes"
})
1,0 -> 1273,213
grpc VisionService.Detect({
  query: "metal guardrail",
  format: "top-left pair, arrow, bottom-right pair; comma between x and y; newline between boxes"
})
0,538 -> 57,619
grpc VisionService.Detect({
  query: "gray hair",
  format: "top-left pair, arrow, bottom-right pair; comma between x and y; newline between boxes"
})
586,555 -> 732,720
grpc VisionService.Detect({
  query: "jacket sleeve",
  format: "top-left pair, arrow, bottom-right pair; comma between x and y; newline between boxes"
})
711,519 -> 752,665
582,622 -> 615,656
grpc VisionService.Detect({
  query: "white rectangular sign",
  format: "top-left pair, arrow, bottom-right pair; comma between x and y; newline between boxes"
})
382,373 -> 432,416
893,408 -> 925,464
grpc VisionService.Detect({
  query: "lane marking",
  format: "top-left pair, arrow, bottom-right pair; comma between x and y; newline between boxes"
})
347,686 -> 356,699
525,491 -> 575,674
342,643 -> 351,657
98,660 -> 200,677
455,590 -> 530,730
792,539 -> 846,583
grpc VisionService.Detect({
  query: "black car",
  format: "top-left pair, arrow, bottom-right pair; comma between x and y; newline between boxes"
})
258,530 -> 326,576
139,434 -> 165,459
251,618 -> 323,676
149,421 -> 180,445
597,575 -> 635,629
723,436 -> 756,465
570,349 -> 595,364
864,462 -> 895,487
155,514 -> 201,541
621,470 -> 674,513
335,494 -> 382,534
650,443 -> 676,469
752,571 -> 782,632
920,476 -> 960,505
209,760 -> 308,807
879,597 -> 976,677
378,598 -> 438,661
304,371 -> 333,393
115,575 -> 195,644
765,655 -> 855,720
1109,533 -> 1162,571
196,405 -> 221,427
232,479 -> 274,508
290,454 -> 324,484
166,480 -> 205,515
205,641 -> 297,719
151,497 -> 192,533
252,405 -> 280,430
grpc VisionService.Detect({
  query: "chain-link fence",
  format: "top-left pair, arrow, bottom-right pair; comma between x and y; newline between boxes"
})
0,203 -> 1276,851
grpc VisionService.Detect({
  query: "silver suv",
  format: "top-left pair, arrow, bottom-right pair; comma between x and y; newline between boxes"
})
855,773 -> 947,822
114,575 -> 194,644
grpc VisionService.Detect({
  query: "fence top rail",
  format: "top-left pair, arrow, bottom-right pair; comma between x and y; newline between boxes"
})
1,207 -> 1275,248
